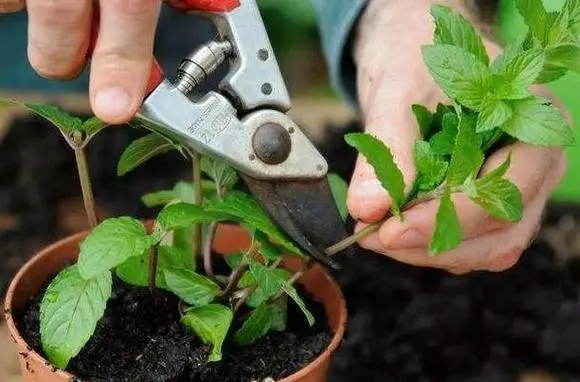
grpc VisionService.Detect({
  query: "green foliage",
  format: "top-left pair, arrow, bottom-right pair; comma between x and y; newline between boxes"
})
117,133 -> 176,176
163,268 -> 221,306
233,303 -> 274,345
181,304 -> 233,362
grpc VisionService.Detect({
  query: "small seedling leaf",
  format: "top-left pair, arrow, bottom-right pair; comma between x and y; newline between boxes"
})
163,267 -> 221,306
40,265 -> 111,369
493,48 -> 545,93
254,230 -> 282,261
429,191 -> 462,255
233,303 -> 274,345
344,133 -> 405,217
23,103 -> 83,133
200,157 -> 238,189
78,217 -> 154,279
429,112 -> 459,156
501,97 -> 574,146
280,282 -> 315,326
181,304 -> 233,362
81,117 -> 108,137
431,4 -> 489,64
225,253 -> 245,270
421,44 -> 491,110
476,99 -> 513,133
117,133 -> 175,176
412,104 -> 434,138
413,140 -> 448,192
327,173 -> 349,221
515,0 -> 548,41
249,261 -> 291,298
447,114 -> 484,186
545,44 -> 580,74
157,203 -> 234,232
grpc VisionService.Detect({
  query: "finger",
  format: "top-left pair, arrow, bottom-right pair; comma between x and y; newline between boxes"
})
89,0 -> 162,124
0,0 -> 24,12
26,0 -> 92,79
358,155 -> 564,272
377,141 -> 562,250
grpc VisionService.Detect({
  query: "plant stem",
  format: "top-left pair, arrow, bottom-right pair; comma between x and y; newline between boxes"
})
234,285 -> 256,313
148,246 -> 159,293
223,241 -> 258,299
73,133 -> 98,228
324,187 -> 445,256
203,223 -> 217,278
192,152 -> 203,265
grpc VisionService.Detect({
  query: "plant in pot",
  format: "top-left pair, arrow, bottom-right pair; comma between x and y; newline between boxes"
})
1,97 -> 349,381
3,0 -> 580,380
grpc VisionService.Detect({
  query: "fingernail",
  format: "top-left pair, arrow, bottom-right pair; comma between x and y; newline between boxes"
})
350,179 -> 386,199
94,87 -> 131,120
389,229 -> 424,250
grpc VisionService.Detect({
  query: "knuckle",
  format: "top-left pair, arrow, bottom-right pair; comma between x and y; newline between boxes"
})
28,47 -> 82,79
33,0 -> 87,24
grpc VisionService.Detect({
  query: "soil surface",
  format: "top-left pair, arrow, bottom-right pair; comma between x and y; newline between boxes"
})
15,276 -> 331,382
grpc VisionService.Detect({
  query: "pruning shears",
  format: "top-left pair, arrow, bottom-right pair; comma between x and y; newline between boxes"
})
89,0 -> 352,269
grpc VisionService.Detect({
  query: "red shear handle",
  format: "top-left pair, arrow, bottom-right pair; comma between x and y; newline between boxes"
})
87,0 -> 240,97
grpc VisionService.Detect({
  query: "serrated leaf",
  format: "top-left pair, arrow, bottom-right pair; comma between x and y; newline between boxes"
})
233,303 -> 273,345
280,282 -> 315,326
117,133 -> 175,176
163,267 -> 221,306
200,157 -> 238,189
116,245 -> 193,290
206,191 -> 302,254
566,0 -> 580,34
40,265 -> 111,369
515,0 -> 548,40
157,203 -> 234,232
501,98 -> 574,146
270,295 -> 288,331
429,192 -> 462,255
546,44 -> 580,74
24,103 -> 83,133
476,99 -> 513,132
78,217 -> 154,279
447,115 -> 484,186
181,304 -> 233,362
464,177 -> 523,222
413,140 -> 448,192
249,262 -> 290,298
545,9 -> 574,46
327,173 -> 348,221
494,49 -> 545,94
81,117 -> 108,137
431,4 -> 489,64
412,104 -> 434,138
429,112 -> 459,156
422,44 -> 491,110
344,133 -> 405,217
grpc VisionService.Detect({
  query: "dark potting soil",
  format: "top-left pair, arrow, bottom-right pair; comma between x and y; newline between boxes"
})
15,275 -> 332,382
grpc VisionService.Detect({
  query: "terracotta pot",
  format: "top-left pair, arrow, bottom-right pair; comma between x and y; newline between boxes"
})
4,224 -> 347,382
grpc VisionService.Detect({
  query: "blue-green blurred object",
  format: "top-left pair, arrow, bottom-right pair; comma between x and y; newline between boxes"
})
498,0 -> 580,202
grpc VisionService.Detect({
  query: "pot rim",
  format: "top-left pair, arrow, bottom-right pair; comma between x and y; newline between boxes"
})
3,227 -> 347,381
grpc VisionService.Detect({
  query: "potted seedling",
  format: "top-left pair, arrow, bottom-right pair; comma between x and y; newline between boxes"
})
3,0 -> 579,380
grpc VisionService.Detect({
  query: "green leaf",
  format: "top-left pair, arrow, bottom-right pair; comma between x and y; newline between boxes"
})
115,245 -> 193,290
327,173 -> 349,221
344,133 -> 405,218
141,190 -> 178,207
270,295 -> 288,331
280,283 -> 315,326
200,157 -> 238,189
141,181 -> 217,207
515,0 -> 548,40
413,140 -> 448,192
117,133 -> 175,176
225,253 -> 245,270
23,103 -> 83,133
157,203 -> 233,232
206,191 -> 302,254
249,262 -> 290,298
566,0 -> 580,34
501,98 -> 574,146
40,265 -> 111,369
181,304 -> 233,362
429,112 -> 459,156
421,44 -> 491,110
431,4 -> 489,64
78,217 -> 154,280
476,99 -> 513,133
163,268 -> 221,306
81,117 -> 108,137
545,44 -> 580,74
429,192 -> 462,255
447,115 -> 484,186
493,49 -> 545,94
463,154 -> 523,222
233,303 -> 273,345
412,104 -> 434,138
545,9 -> 574,46
254,230 -> 282,261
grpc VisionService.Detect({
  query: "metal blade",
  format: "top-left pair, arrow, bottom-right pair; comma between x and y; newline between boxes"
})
241,175 -> 353,270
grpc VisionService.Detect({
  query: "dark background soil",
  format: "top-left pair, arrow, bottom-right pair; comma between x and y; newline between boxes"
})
2,115 -> 580,380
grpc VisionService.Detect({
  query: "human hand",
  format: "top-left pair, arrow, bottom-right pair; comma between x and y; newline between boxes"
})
0,0 -> 238,125
347,0 -> 568,274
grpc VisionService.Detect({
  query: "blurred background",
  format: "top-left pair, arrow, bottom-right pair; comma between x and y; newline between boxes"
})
1,0 -> 580,380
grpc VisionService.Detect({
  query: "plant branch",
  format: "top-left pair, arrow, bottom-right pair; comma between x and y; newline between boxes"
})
73,132 -> 98,228
148,246 -> 159,293
192,151 -> 203,264
223,241 -> 259,300
203,185 -> 225,279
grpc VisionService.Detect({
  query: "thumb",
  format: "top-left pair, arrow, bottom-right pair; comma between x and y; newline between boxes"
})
346,101 -> 420,223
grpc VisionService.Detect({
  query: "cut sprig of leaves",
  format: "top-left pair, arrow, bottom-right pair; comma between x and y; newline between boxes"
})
346,2 -> 574,256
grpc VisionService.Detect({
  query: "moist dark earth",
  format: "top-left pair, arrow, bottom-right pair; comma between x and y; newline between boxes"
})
16,276 -> 332,382
4,114 -> 580,380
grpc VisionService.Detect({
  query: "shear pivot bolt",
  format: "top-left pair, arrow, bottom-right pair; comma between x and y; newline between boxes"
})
252,123 -> 292,165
